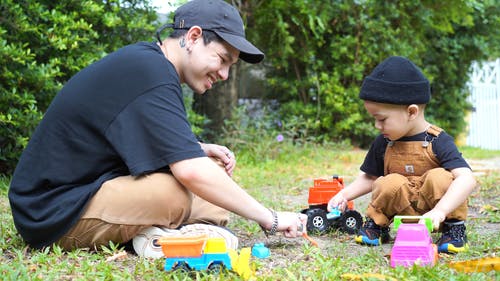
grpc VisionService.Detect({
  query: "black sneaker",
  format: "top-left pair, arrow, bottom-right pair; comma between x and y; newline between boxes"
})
437,220 -> 468,254
354,218 -> 390,246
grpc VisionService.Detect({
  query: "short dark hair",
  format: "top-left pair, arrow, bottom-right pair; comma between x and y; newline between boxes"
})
168,29 -> 223,45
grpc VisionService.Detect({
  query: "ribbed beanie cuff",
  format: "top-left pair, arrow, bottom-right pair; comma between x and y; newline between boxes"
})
359,56 -> 430,105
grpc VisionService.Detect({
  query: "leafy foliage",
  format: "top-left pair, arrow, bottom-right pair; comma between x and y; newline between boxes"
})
247,0 -> 500,147
220,103 -> 351,165
0,0 -> 158,174
2,0 -> 500,175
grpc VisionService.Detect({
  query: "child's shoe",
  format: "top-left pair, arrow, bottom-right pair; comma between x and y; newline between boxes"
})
437,220 -> 468,254
354,217 -> 390,246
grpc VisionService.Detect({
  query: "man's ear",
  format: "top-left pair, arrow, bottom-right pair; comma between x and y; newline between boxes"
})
407,104 -> 419,120
186,26 -> 203,43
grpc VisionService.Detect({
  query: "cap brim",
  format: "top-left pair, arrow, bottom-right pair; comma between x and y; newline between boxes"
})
215,32 -> 264,64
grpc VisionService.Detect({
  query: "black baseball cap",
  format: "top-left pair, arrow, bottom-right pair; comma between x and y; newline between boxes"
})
158,0 -> 264,64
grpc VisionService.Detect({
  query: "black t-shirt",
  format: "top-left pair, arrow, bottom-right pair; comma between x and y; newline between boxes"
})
8,42 -> 206,249
360,131 -> 471,177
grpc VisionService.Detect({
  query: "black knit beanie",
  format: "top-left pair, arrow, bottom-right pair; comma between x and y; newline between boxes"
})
359,56 -> 430,105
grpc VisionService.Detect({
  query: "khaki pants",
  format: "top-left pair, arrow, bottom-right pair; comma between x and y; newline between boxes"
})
367,167 -> 468,227
57,169 -> 229,250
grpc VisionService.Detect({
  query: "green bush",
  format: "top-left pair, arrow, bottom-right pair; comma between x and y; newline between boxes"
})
220,104 -> 352,165
3,0 -> 500,175
251,0 -> 500,147
0,0 -> 158,174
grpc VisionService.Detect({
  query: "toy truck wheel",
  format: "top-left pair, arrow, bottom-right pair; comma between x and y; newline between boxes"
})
340,210 -> 363,234
172,262 -> 191,272
208,263 -> 225,274
305,208 -> 329,233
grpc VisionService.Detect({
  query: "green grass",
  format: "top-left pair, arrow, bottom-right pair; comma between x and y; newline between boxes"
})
1,144 -> 499,280
460,146 -> 500,159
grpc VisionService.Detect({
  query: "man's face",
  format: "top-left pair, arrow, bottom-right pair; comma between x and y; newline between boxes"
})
183,39 -> 239,94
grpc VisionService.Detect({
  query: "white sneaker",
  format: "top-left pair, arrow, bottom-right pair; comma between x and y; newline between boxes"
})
132,226 -> 179,259
132,224 -> 238,259
178,224 -> 239,250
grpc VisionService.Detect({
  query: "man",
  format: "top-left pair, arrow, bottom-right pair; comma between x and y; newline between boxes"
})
9,0 -> 307,258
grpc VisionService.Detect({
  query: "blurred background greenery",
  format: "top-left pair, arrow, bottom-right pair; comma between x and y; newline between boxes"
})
1,0 -> 499,176
2,2 -> 500,279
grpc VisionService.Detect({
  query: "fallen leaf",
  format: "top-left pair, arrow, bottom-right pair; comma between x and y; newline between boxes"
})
105,251 -> 128,262
448,257 -> 500,273
479,204 -> 499,214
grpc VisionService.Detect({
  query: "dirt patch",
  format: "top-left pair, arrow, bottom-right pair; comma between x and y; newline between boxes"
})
467,156 -> 500,236
468,157 -> 500,177
234,158 -> 500,274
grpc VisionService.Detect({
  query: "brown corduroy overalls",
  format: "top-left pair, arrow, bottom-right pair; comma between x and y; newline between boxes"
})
366,125 -> 468,227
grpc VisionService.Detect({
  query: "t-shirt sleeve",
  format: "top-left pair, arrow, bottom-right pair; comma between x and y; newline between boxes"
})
360,135 -> 386,177
432,132 -> 471,171
105,84 -> 206,176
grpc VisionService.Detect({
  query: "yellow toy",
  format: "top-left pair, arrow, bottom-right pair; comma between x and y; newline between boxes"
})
229,247 -> 254,280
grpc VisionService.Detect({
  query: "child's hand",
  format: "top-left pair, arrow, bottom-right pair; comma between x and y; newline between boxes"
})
327,192 -> 347,212
422,209 -> 446,230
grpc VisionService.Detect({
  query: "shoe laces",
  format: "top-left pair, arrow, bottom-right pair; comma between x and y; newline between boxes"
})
363,218 -> 389,233
363,218 -> 378,229
446,224 -> 466,241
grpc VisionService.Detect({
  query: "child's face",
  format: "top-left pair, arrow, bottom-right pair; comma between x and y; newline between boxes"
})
364,101 -> 413,141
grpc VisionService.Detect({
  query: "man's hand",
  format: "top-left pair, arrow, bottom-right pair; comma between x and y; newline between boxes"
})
199,143 -> 236,177
277,211 -> 308,238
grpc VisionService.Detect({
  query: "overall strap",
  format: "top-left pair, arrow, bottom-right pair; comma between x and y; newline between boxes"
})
427,124 -> 443,137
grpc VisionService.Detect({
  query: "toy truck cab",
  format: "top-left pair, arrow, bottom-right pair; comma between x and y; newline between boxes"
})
390,216 -> 438,267
301,175 -> 362,234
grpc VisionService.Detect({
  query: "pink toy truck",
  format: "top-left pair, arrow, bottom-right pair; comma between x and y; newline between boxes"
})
390,216 -> 438,268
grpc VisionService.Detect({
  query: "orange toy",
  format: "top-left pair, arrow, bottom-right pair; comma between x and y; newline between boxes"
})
301,175 -> 363,234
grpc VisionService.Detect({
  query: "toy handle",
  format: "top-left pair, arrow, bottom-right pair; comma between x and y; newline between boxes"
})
326,207 -> 342,219
393,216 -> 433,233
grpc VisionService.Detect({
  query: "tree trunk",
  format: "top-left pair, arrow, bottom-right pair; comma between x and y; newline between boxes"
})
193,0 -> 259,142
193,63 -> 240,141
